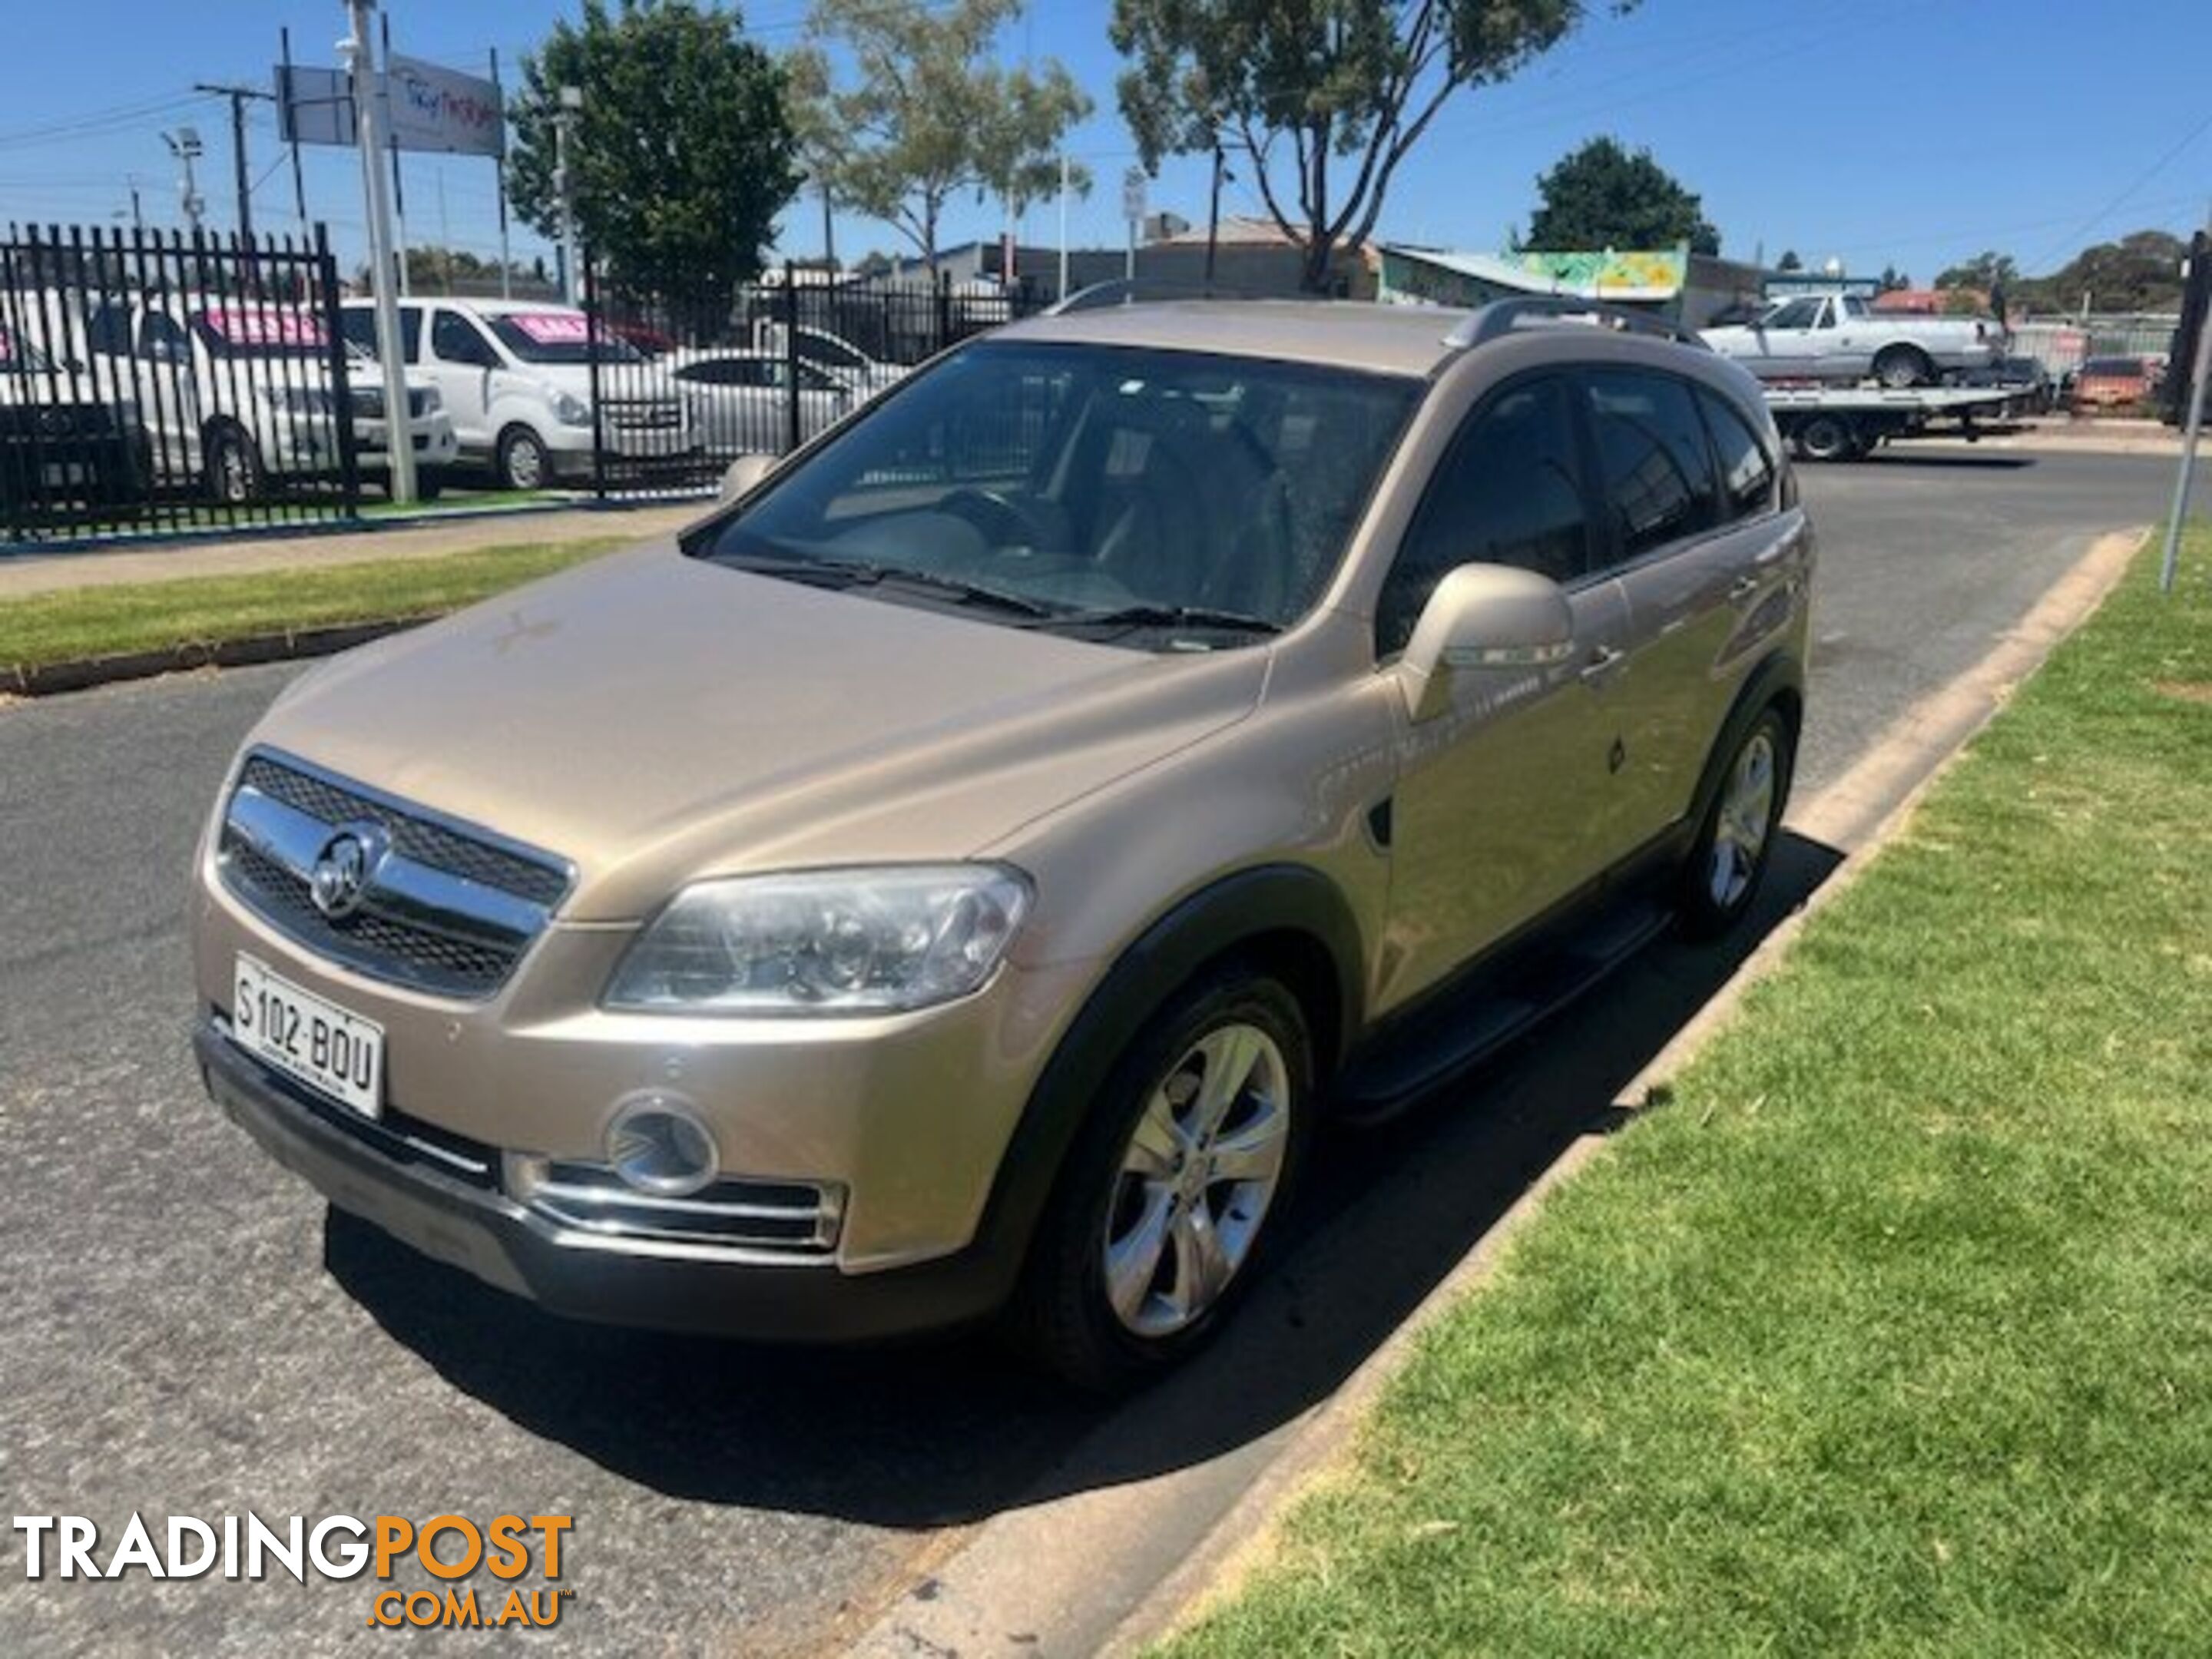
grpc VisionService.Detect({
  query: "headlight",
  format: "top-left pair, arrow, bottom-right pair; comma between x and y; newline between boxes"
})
605,865 -> 1032,1015
551,390 -> 591,426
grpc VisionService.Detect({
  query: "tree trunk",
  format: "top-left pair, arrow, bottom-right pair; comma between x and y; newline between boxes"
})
1301,226 -> 1336,295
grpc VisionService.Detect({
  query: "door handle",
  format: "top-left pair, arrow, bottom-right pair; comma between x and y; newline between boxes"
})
1728,575 -> 1763,602
1579,644 -> 1627,684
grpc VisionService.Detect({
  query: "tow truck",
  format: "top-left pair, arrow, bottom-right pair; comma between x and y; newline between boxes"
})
1760,382 -> 2020,462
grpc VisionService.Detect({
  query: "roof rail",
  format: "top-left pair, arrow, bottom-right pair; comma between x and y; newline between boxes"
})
1445,296 -> 1708,353
1041,276 -> 1306,316
1043,278 -> 1137,316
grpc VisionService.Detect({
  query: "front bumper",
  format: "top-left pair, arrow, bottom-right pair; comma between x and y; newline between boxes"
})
194,1018 -> 1019,1342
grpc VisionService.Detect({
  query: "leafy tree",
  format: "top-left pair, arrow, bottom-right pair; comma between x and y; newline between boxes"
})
1775,249 -> 1803,273
793,0 -> 1091,275
2011,230 -> 2187,314
508,1 -> 800,314
1113,0 -> 1636,294
1878,263 -> 1910,292
1935,250 -> 2018,292
1525,137 -> 1719,255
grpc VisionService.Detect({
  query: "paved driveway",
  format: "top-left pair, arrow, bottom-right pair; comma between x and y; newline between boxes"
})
0,451 -> 2180,1654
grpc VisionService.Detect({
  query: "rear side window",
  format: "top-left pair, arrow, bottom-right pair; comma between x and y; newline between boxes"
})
1379,375 -> 1591,654
1696,387 -> 1777,522
1583,369 -> 1719,563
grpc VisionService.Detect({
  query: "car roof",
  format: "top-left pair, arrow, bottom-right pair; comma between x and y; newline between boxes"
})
1000,300 -> 1478,377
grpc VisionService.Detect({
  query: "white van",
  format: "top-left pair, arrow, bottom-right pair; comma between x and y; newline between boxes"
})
76,296 -> 457,502
341,298 -> 695,491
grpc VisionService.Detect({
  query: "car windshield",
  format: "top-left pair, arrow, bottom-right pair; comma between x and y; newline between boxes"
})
693,340 -> 1421,645
485,311 -> 643,365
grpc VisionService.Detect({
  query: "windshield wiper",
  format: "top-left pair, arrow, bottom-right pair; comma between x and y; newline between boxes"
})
712,550 -> 1055,618
1023,602 -> 1283,637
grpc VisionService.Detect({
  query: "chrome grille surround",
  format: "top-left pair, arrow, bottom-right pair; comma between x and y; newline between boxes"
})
216,747 -> 574,999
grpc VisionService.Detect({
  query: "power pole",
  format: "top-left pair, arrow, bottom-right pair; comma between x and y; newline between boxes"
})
194,83 -> 276,241
339,0 -> 417,505
164,127 -> 207,233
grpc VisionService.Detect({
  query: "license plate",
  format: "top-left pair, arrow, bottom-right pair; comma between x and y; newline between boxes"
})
231,954 -> 384,1118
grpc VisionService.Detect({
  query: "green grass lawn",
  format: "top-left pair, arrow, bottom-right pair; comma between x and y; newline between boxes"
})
1165,528 -> 2212,1657
0,538 -> 624,673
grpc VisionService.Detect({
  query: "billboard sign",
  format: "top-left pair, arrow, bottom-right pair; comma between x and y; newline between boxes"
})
276,58 -> 505,157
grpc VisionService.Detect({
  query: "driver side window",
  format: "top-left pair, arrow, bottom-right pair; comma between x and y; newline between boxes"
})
1376,376 -> 1592,657
432,310 -> 496,367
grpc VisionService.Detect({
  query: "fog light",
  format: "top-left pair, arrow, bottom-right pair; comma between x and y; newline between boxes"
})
605,1095 -> 718,1197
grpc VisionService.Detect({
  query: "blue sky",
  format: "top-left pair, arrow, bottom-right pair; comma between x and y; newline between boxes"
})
1,0 -> 2207,282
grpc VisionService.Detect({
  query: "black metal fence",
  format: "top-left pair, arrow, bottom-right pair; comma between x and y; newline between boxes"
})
1,223 -> 369,546
580,257 -> 1044,495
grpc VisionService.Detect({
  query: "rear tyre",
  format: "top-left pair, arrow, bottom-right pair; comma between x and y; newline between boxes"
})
414,468 -> 445,502
1794,413 -> 1856,463
1678,707 -> 1794,940
1007,967 -> 1313,1393
495,425 -> 550,493
1873,345 -> 1933,390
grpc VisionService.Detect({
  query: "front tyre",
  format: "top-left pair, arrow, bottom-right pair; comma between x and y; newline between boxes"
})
1679,707 -> 1794,939
1008,969 -> 1312,1392
495,425 -> 550,492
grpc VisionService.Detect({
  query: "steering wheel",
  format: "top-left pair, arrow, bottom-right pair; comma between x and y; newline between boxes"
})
939,485 -> 1049,548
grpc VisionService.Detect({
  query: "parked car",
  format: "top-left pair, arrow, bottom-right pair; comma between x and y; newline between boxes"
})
2069,356 -> 2155,413
190,297 -> 1813,1389
1701,292 -> 2002,388
1958,353 -> 2055,416
341,298 -> 696,491
74,296 -> 455,502
749,321 -> 906,399
661,347 -> 852,457
0,320 -> 150,514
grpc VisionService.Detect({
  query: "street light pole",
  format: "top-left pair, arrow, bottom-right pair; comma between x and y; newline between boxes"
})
554,85 -> 583,306
164,128 -> 207,233
340,0 -> 416,505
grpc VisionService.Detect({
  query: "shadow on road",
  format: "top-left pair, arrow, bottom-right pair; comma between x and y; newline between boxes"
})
326,830 -> 1845,1529
1854,452 -> 2038,471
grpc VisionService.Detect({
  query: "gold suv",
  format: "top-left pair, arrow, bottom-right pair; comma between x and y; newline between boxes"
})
190,297 -> 1813,1389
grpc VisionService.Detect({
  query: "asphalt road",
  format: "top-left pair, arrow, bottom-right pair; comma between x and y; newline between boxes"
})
0,450 -> 2179,1654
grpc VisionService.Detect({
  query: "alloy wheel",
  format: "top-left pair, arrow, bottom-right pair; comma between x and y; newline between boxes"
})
1709,730 -> 1778,909
1101,1022 -> 1291,1338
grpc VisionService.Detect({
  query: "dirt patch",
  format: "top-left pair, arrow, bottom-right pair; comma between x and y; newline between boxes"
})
2153,680 -> 2212,705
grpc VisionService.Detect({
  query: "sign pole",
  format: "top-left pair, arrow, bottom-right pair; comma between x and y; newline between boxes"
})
2160,242 -> 2212,593
491,48 -> 513,300
342,0 -> 416,505
1122,167 -> 1144,286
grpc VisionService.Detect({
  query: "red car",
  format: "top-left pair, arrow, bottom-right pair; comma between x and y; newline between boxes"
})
2070,356 -> 2154,413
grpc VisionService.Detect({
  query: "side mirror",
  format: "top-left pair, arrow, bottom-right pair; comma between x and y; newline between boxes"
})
719,451 -> 779,503
1399,563 -> 1575,723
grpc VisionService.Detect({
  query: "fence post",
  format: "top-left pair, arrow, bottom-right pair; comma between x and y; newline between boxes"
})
935,269 -> 952,354
315,224 -> 361,518
783,260 -> 802,454
583,240 -> 607,501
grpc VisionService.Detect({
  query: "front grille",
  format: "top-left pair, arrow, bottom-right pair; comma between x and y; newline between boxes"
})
218,750 -> 572,999
526,1161 -> 842,1256
237,754 -> 568,908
